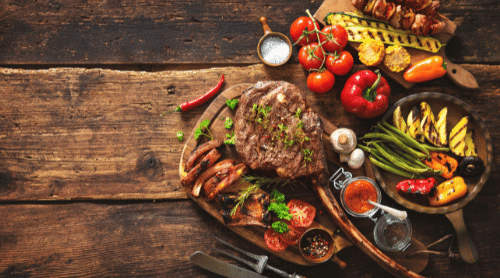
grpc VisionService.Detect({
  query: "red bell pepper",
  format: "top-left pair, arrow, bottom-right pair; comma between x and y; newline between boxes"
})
396,177 -> 437,195
340,70 -> 391,119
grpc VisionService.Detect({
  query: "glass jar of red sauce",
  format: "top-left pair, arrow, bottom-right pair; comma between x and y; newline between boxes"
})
341,177 -> 381,217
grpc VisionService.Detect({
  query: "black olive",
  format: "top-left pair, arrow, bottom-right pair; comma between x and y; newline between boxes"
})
458,156 -> 485,177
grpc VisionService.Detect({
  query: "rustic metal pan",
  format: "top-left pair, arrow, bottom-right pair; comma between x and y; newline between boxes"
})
372,92 -> 493,264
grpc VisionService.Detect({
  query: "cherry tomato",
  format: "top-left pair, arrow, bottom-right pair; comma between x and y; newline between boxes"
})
326,50 -> 354,76
279,224 -> 306,245
290,16 -> 320,46
288,199 -> 317,227
319,25 -> 348,53
298,43 -> 325,71
307,70 -> 335,94
264,228 -> 289,252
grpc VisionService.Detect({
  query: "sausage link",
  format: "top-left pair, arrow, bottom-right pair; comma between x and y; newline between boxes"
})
191,159 -> 235,197
181,148 -> 221,186
184,139 -> 223,172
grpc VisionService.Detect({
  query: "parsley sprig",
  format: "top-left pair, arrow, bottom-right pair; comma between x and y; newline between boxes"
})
194,119 -> 213,140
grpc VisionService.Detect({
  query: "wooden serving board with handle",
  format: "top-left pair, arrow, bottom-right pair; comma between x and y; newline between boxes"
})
313,0 -> 479,90
179,83 -> 429,272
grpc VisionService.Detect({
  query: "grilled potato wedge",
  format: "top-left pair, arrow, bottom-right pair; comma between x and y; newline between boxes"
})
449,116 -> 469,156
435,108 -> 448,146
393,106 -> 407,133
407,106 -> 425,142
464,131 -> 477,156
419,102 -> 435,123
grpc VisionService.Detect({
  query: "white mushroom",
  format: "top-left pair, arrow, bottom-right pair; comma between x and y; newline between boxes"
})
330,128 -> 357,154
348,148 -> 365,169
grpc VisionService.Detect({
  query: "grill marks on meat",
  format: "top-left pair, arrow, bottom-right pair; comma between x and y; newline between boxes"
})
234,81 -> 328,181
220,193 -> 271,228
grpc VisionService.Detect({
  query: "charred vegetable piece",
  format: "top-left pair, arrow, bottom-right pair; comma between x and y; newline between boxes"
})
429,177 -> 467,206
393,106 -> 407,133
407,106 -> 425,142
396,177 -> 437,195
423,151 -> 458,179
449,116 -> 468,156
464,131 -> 477,156
435,107 -> 448,147
419,102 -> 442,146
459,156 -> 485,177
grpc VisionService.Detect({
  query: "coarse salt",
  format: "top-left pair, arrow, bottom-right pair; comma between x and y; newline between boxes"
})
260,36 -> 290,65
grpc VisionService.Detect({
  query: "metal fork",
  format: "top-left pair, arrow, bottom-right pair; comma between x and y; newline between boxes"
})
213,236 -> 306,278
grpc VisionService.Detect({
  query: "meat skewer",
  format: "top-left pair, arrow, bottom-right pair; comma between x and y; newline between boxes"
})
352,0 -> 446,36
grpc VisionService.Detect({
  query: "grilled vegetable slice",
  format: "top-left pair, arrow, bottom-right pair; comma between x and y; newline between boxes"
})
407,106 -> 425,142
429,177 -> 467,206
423,151 -> 458,179
435,107 -> 448,146
464,131 -> 477,156
419,102 -> 442,146
324,12 -> 442,53
449,116 -> 469,156
393,106 -> 407,133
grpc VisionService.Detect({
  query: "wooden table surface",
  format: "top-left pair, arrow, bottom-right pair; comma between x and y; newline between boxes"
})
0,0 -> 498,277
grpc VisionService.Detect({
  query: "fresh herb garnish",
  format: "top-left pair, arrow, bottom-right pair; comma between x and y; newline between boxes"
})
272,221 -> 289,234
224,131 -> 236,145
176,131 -> 184,141
230,182 -> 260,216
194,119 -> 213,140
226,99 -> 239,110
303,148 -> 313,164
224,117 -> 233,129
295,108 -> 302,118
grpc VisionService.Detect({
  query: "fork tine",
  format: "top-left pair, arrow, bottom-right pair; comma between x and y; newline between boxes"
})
213,236 -> 265,260
212,247 -> 260,273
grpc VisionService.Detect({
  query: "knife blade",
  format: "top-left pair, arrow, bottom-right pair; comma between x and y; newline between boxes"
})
189,251 -> 269,278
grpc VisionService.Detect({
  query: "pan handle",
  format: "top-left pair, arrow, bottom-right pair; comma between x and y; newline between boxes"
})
445,209 -> 479,263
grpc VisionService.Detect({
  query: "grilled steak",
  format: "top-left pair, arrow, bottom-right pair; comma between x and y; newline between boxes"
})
234,81 -> 329,183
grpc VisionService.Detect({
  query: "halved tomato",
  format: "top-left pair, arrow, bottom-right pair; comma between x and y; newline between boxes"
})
278,224 -> 306,246
264,228 -> 289,252
287,199 -> 317,227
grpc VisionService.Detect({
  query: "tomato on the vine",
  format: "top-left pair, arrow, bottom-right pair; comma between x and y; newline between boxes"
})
287,199 -> 317,227
278,224 -> 306,246
290,16 -> 320,46
326,50 -> 354,76
307,70 -> 335,94
319,25 -> 348,53
298,42 -> 325,71
264,228 -> 289,252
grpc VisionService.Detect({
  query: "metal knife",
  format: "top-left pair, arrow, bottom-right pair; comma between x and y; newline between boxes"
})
189,251 -> 269,278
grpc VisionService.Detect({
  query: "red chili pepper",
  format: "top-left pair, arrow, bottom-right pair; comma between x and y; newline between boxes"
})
340,69 -> 391,119
396,177 -> 437,195
162,75 -> 225,115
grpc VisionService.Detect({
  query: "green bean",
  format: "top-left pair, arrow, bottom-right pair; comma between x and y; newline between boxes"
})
360,132 -> 427,160
369,155 -> 420,179
420,144 -> 450,152
391,145 -> 430,169
372,142 -> 434,174
381,143 -> 429,170
379,122 -> 430,156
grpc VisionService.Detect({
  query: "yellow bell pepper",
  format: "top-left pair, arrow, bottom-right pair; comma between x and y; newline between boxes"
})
428,176 -> 467,206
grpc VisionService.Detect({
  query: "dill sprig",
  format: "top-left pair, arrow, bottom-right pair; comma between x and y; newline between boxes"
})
229,175 -> 298,216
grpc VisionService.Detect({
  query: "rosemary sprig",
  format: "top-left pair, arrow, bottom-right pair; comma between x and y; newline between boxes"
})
229,175 -> 298,216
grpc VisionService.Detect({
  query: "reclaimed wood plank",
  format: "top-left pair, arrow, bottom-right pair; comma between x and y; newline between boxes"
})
0,0 -> 498,65
0,197 -> 498,277
0,64 -> 499,201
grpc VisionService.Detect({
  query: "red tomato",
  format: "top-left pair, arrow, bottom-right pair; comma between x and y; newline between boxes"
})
307,70 -> 335,94
298,43 -> 325,71
326,50 -> 354,76
279,224 -> 306,246
264,228 -> 289,252
288,199 -> 317,227
290,16 -> 320,46
319,25 -> 348,53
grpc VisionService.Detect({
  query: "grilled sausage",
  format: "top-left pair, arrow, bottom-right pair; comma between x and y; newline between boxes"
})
181,148 -> 221,187
191,159 -> 235,197
206,163 -> 248,201
184,139 -> 223,172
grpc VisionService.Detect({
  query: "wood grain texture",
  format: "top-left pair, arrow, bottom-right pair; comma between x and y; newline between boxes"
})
0,197 -> 497,278
0,0 -> 498,65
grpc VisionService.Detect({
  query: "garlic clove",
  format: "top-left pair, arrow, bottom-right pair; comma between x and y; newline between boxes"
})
348,148 -> 365,169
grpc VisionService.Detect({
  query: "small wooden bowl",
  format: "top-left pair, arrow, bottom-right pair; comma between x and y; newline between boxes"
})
257,17 -> 292,67
299,227 -> 335,264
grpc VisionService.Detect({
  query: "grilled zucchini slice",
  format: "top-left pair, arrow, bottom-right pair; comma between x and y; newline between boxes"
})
436,107 -> 448,146
324,12 -> 442,53
393,106 -> 407,133
407,106 -> 425,142
449,116 -> 469,156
